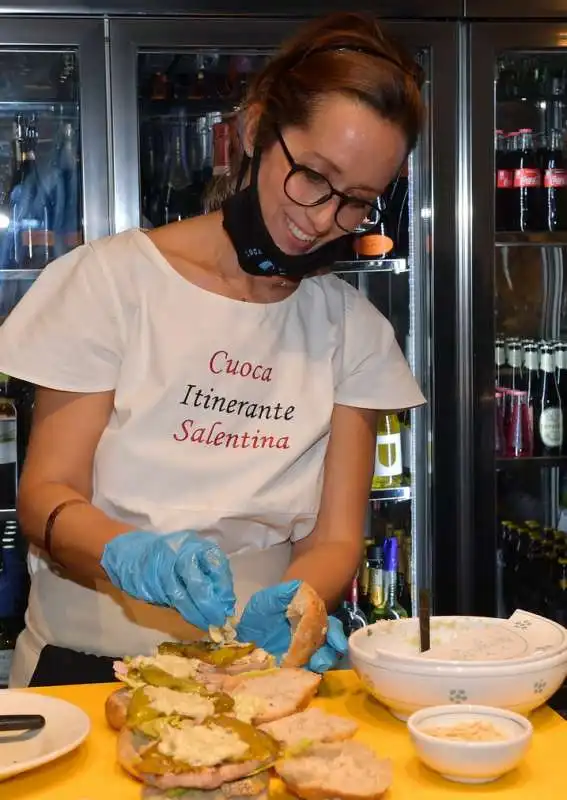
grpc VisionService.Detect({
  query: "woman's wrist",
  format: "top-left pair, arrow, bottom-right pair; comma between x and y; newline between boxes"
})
18,481 -> 131,581
44,498 -> 90,561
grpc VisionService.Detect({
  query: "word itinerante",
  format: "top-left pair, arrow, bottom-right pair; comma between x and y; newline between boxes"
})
172,349 -> 295,450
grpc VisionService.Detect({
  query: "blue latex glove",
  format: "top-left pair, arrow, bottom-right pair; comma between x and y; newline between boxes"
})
101,530 -> 236,631
236,580 -> 348,673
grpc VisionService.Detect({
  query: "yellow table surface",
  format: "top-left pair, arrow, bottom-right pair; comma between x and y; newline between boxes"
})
2,671 -> 567,800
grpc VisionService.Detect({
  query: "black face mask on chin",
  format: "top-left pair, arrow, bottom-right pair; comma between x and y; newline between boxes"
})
222,146 -> 354,282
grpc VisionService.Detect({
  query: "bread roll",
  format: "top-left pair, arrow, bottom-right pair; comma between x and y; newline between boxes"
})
105,686 -> 132,731
275,740 -> 393,800
281,583 -> 327,668
259,707 -> 358,747
225,668 -> 321,723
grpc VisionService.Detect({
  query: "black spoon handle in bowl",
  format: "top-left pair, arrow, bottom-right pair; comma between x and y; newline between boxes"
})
419,589 -> 431,653
0,714 -> 46,732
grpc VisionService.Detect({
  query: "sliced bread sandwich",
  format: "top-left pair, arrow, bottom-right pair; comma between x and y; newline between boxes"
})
118,715 -> 278,791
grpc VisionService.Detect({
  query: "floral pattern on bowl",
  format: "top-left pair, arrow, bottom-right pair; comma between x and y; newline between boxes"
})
448,689 -> 468,704
512,619 -> 532,631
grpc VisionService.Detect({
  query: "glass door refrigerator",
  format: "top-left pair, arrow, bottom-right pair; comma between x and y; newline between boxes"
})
108,15 -> 460,625
0,18 -> 109,683
466,20 -> 567,641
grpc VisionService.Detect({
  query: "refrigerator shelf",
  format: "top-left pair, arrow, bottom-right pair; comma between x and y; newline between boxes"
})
0,101 -> 78,113
496,455 -> 567,470
333,258 -> 408,275
370,486 -> 412,502
496,232 -> 567,247
0,269 -> 42,280
139,98 -> 238,118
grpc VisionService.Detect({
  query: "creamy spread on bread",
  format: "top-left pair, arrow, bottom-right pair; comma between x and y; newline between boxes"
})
232,693 -> 268,724
130,654 -> 203,679
144,686 -> 215,721
157,721 -> 249,766
208,618 -> 239,645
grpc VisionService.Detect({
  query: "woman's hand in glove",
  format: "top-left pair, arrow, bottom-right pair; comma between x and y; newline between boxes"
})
236,580 -> 348,673
100,530 -> 236,631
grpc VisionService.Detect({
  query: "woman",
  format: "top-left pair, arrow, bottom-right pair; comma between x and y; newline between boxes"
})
0,12 -> 425,687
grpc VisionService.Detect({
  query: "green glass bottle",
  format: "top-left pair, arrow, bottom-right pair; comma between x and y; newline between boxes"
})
372,414 -> 403,490
369,537 -> 408,622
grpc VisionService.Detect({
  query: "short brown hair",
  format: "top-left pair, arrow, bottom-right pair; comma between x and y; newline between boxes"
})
204,12 -> 424,212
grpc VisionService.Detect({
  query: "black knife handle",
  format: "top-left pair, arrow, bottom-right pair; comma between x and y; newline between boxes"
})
0,714 -> 46,732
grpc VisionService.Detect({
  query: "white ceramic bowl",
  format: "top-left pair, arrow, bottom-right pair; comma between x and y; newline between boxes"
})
357,615 -> 567,666
349,624 -> 567,720
407,704 -> 533,784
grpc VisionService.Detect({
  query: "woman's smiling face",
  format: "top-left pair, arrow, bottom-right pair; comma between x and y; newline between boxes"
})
256,93 -> 408,256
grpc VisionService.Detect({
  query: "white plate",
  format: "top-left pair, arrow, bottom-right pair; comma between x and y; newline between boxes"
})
0,690 -> 90,781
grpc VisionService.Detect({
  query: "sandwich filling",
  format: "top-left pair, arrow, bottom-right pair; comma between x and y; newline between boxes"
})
158,722 -> 249,767
158,642 -> 257,669
127,685 -> 236,735
134,716 -> 279,776
115,654 -> 206,691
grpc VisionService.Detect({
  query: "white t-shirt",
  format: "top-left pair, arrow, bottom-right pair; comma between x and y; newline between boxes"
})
0,229 -> 424,683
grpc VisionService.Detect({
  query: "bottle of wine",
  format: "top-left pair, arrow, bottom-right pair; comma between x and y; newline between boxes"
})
524,343 -> 540,450
367,543 -> 385,623
537,345 -> 563,455
58,122 -> 82,253
393,528 -> 413,614
336,575 -> 368,637
16,115 -> 40,267
354,195 -> 394,260
5,114 -> 30,268
0,375 -> 17,511
357,536 -> 374,615
548,557 -> 567,626
162,124 -> 195,224
0,519 -> 28,686
372,413 -> 403,489
495,336 -> 506,388
369,537 -> 409,622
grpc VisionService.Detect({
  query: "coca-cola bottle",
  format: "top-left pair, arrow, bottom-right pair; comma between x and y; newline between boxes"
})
495,129 -> 513,231
544,129 -> 567,231
511,128 -> 543,232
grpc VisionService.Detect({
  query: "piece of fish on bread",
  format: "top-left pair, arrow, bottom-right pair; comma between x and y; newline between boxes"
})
280,583 -> 328,668
141,771 -> 270,800
117,716 -> 279,791
275,740 -> 393,800
225,668 -> 321,724
259,707 -> 358,747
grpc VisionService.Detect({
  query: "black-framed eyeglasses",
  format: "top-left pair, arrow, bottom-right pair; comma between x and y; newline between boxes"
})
274,126 -> 382,234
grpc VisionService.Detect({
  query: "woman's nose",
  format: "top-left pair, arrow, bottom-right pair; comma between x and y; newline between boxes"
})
305,196 -> 341,235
